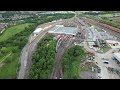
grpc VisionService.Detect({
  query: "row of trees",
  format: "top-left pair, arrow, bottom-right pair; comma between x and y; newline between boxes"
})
83,11 -> 120,15
25,13 -> 75,23
29,35 -> 56,79
62,45 -> 86,79
97,18 -> 120,29
1,13 -> 75,23
0,24 -> 37,49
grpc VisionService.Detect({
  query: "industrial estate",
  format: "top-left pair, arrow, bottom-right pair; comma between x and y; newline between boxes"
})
0,11 -> 120,79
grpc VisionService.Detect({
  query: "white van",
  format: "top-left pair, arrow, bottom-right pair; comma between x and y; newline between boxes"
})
103,60 -> 109,64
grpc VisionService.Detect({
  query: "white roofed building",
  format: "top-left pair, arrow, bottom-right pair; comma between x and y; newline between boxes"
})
33,28 -> 43,36
48,25 -> 78,35
113,53 -> 120,62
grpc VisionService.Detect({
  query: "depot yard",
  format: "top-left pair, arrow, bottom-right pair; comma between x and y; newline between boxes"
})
80,62 -> 99,79
86,25 -> 120,53
47,23 -> 102,79
30,17 -> 120,79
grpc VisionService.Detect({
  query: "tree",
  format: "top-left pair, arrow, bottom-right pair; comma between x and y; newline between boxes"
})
1,47 -> 9,54
4,56 -> 13,64
0,51 -> 3,57
12,47 -> 18,53
29,35 -> 56,79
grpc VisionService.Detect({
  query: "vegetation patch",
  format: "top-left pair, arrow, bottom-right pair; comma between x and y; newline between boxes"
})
29,35 -> 56,79
0,23 -> 39,79
0,51 -> 20,79
62,46 -> 87,79
0,23 -> 33,42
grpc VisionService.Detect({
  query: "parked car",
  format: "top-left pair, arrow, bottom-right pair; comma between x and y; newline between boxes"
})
103,60 -> 109,64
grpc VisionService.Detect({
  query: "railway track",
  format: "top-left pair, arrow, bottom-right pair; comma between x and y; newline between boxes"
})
51,35 -> 73,79
82,17 -> 120,41
51,17 -> 88,79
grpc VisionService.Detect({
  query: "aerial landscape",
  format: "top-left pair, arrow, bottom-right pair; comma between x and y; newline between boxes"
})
0,11 -> 120,79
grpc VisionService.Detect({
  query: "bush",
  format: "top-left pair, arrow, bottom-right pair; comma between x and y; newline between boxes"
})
4,56 -> 13,64
1,47 -> 9,54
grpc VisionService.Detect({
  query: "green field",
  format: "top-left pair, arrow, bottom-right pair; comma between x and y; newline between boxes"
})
98,14 -> 113,17
101,46 -> 111,53
0,23 -> 33,42
0,52 -> 20,79
0,46 -> 20,79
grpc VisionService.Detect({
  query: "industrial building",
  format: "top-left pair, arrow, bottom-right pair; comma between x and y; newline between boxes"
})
33,28 -> 43,36
114,53 -> 120,62
48,25 -> 78,36
113,53 -> 120,66
106,40 -> 120,48
88,42 -> 96,49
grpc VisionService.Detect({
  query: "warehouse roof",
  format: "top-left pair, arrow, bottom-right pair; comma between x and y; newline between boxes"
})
48,25 -> 78,35
114,53 -> 120,62
33,28 -> 43,34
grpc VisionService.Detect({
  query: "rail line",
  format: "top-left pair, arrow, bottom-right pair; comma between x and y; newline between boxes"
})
82,17 -> 120,41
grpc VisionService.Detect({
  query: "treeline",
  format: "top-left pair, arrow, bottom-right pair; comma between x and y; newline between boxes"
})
29,35 -> 56,79
62,46 -> 86,79
1,13 -> 75,24
0,24 -> 38,50
83,11 -> 120,15
98,19 -> 120,29
0,24 -> 37,64
24,13 -> 75,23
